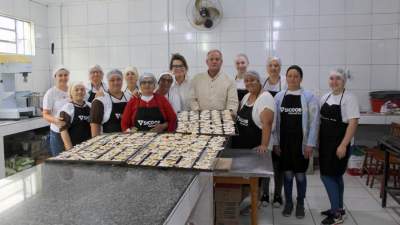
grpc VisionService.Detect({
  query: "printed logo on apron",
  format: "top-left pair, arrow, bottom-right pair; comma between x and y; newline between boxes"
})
237,115 -> 249,127
115,113 -> 122,119
78,115 -> 90,121
137,120 -> 160,127
280,107 -> 302,115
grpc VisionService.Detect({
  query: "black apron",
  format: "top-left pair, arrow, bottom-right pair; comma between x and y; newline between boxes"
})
231,104 -> 262,149
88,83 -> 106,103
102,94 -> 127,133
279,91 -> 309,173
69,103 -> 91,146
263,77 -> 281,97
134,97 -> 165,131
237,89 -> 248,102
319,91 -> 350,176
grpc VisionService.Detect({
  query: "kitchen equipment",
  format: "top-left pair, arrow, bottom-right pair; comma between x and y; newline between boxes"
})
0,55 -> 35,119
370,91 -> 400,113
27,92 -> 44,116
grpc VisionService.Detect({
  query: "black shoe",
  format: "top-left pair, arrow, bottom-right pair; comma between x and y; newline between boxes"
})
282,204 -> 293,217
261,193 -> 270,207
321,209 -> 346,218
295,204 -> 305,219
272,195 -> 283,208
321,214 -> 344,225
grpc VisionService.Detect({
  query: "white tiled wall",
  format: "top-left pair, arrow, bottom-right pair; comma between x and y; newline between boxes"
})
0,0 -> 50,93
44,0 -> 400,111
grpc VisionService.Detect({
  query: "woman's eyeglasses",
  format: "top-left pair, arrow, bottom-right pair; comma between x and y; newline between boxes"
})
172,65 -> 185,69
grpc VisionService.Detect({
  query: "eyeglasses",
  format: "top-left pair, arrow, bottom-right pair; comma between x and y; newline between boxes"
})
172,65 -> 185,69
141,81 -> 154,85
160,78 -> 173,83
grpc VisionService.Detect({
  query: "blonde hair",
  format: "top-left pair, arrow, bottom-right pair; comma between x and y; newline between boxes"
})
68,82 -> 86,99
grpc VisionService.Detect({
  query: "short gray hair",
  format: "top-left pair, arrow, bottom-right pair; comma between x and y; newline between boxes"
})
267,56 -> 282,66
207,49 -> 223,59
106,69 -> 123,80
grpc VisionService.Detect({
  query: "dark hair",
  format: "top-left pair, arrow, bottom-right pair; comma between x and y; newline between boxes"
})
169,53 -> 188,70
286,65 -> 303,78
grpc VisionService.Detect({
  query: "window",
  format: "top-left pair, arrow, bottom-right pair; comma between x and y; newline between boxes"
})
0,15 -> 35,55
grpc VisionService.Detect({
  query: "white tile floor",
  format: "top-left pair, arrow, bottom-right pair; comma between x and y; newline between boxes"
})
239,171 -> 400,225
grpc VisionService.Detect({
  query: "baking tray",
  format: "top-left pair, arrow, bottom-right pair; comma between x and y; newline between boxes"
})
176,110 -> 239,136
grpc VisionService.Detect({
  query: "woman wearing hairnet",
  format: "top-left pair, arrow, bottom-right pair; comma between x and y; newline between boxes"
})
121,73 -> 177,133
319,69 -> 359,225
59,82 -> 91,150
156,72 -> 181,113
123,66 -> 139,99
86,64 -> 108,102
90,69 -> 128,136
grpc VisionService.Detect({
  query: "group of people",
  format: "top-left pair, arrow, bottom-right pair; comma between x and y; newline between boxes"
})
231,55 -> 359,225
42,49 -> 360,225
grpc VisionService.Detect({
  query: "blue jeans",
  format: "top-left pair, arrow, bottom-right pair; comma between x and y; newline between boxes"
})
283,171 -> 307,206
49,130 -> 64,156
320,175 -> 344,213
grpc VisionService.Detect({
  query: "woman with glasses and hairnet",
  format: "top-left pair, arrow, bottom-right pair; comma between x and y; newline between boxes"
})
90,69 -> 128,136
86,64 -> 108,102
319,69 -> 359,225
121,73 -> 177,133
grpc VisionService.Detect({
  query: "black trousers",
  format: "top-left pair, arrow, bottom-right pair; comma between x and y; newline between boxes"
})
261,152 -> 283,198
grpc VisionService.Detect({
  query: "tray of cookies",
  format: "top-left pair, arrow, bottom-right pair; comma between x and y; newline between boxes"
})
47,132 -> 158,164
176,110 -> 238,136
126,133 -> 227,171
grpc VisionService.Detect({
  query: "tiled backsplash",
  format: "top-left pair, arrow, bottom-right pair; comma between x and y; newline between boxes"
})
2,0 -> 400,112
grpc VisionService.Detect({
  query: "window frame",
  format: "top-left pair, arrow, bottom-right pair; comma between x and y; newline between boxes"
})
0,14 -> 35,56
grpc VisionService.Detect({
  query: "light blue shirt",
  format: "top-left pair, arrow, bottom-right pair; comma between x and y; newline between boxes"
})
272,88 -> 320,154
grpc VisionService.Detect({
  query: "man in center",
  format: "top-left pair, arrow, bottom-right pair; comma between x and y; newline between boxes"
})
190,49 -> 239,113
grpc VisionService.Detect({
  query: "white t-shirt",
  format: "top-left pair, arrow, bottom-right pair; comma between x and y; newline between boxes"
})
43,86 -> 69,132
262,75 -> 287,93
320,91 -> 360,123
240,91 -> 276,149
235,78 -> 246,90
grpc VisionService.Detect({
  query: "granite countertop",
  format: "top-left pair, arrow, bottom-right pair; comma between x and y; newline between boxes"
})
0,163 -> 198,225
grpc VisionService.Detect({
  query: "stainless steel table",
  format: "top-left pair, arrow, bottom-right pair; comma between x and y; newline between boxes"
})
214,149 -> 274,225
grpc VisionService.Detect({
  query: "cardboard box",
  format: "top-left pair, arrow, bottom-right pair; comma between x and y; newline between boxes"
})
215,202 -> 240,224
215,184 -> 242,202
